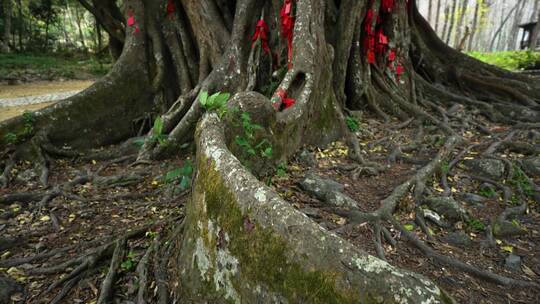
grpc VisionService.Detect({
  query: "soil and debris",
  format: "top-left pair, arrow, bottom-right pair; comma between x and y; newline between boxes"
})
0,149 -> 190,303
270,114 -> 540,304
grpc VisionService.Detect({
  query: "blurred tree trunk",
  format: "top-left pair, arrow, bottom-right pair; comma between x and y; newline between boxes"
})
530,10 -> 540,50
95,17 -> 102,53
454,0 -> 470,47
441,4 -> 450,40
1,0 -> 12,52
507,0 -> 527,50
490,0 -> 521,51
17,0 -> 22,51
467,0 -> 481,50
73,3 -> 87,50
446,0 -> 458,45
435,0 -> 442,33
428,0 -> 433,23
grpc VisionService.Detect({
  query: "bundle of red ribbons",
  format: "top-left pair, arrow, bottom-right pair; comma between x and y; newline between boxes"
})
276,89 -> 295,109
167,0 -> 176,17
280,0 -> 295,69
251,19 -> 270,54
362,0 -> 405,81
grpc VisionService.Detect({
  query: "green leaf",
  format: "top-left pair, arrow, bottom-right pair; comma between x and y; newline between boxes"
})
199,91 -> 209,107
179,176 -> 191,190
404,224 -> 415,231
179,161 -> 193,176
213,92 -> 230,108
164,168 -> 182,183
262,146 -> 273,158
153,117 -> 164,136
346,116 -> 360,132
133,138 -> 146,147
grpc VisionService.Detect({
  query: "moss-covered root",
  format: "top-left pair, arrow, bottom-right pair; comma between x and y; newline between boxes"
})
175,113 -> 454,304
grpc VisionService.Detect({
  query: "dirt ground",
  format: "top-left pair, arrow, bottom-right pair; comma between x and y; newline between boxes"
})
0,80 -> 93,122
270,115 -> 540,303
0,81 -> 93,99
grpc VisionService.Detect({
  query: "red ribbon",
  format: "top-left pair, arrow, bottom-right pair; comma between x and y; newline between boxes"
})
280,0 -> 295,69
396,63 -> 404,80
276,89 -> 296,109
127,11 -> 135,27
381,0 -> 394,13
251,19 -> 270,54
167,0 -> 176,17
367,50 -> 376,64
388,49 -> 396,62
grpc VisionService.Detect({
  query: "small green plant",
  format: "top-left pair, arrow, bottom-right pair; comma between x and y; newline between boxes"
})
199,91 -> 230,117
276,162 -> 287,177
121,251 -> 137,271
479,186 -> 496,198
4,133 -> 18,145
233,112 -> 273,159
148,117 -> 168,146
466,218 -> 485,232
3,111 -> 36,145
509,166 -> 533,197
164,160 -> 194,191
345,116 -> 360,132
434,136 -> 445,147
440,161 -> 450,174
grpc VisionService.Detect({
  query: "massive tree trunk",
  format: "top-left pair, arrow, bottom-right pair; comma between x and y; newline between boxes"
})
1,0 -> 539,302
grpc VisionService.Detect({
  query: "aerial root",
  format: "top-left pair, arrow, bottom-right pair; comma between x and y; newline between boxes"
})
97,239 -> 127,304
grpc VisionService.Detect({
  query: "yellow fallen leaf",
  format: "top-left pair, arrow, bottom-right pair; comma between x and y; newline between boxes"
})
7,267 -> 26,282
501,245 -> 513,253
92,159 -> 97,165
40,215 -> 51,222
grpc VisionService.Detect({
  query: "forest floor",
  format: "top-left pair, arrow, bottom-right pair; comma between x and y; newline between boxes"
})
0,111 -> 539,303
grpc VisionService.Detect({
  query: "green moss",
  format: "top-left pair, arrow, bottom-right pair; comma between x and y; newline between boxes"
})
196,156 -> 360,303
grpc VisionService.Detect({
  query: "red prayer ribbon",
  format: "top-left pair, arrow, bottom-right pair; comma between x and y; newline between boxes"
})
167,0 -> 175,14
280,0 -> 295,69
388,49 -> 396,62
381,0 -> 394,13
396,63 -> 404,81
127,11 -> 135,27
251,19 -> 270,54
276,89 -> 296,110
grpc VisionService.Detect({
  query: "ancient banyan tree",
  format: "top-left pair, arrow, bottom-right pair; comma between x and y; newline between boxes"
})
1,0 -> 539,303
